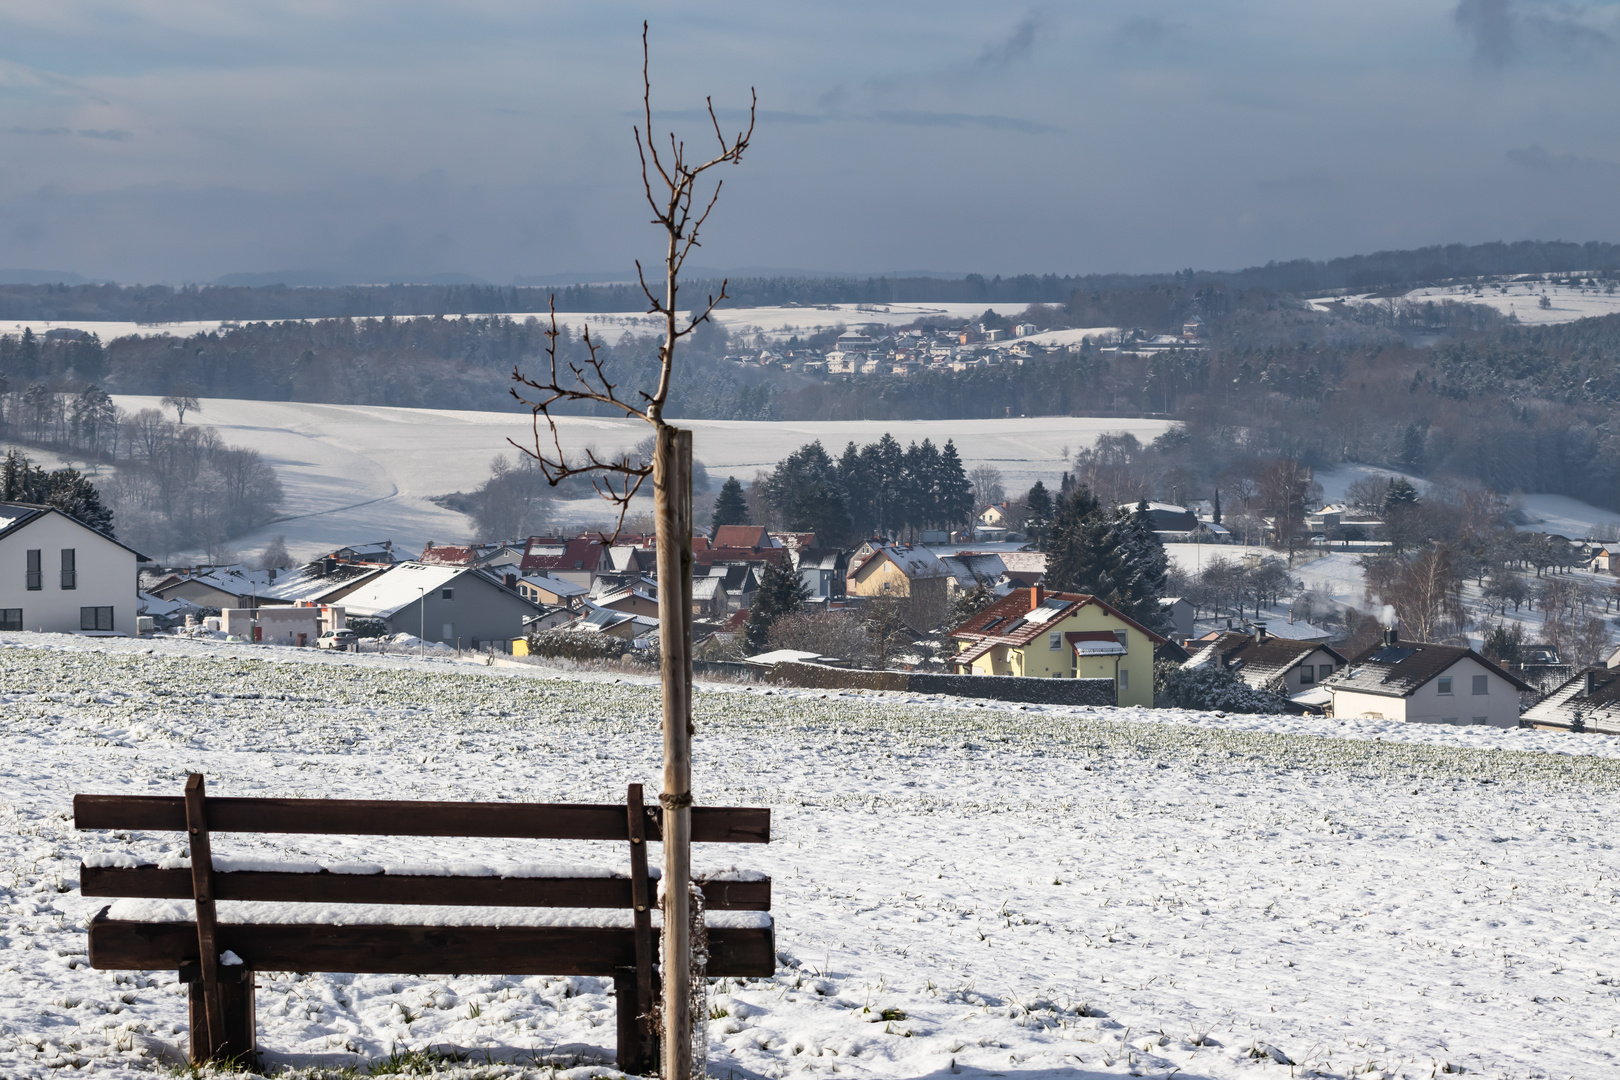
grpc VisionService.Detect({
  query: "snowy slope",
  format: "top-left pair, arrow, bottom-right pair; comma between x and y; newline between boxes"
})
104,396 -> 1171,558
3,633 -> 1618,1079
1308,280 -> 1620,326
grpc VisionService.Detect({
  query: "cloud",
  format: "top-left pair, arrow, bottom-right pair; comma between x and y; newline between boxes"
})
1454,0 -> 1614,67
1119,16 -> 1177,45
1506,143 -> 1620,173
970,16 -> 1041,74
872,109 -> 1061,134
647,107 -> 1061,134
76,128 -> 131,141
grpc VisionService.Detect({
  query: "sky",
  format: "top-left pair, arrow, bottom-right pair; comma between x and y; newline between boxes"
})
1,0 -> 1619,286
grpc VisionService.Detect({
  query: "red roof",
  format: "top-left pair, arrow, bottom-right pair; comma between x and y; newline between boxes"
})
712,525 -> 773,550
420,543 -> 475,566
950,588 -> 1166,648
520,536 -> 607,574
694,546 -> 787,567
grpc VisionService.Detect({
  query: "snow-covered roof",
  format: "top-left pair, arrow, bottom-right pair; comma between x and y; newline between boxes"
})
691,577 -> 724,601
258,562 -> 386,604
937,553 -> 1006,588
333,563 -> 467,619
855,542 -> 949,580
523,573 -> 587,598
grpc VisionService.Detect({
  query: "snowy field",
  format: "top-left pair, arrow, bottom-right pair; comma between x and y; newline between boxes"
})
4,633 -> 1620,1079
2,302 -> 1032,348
101,396 -> 1171,559
1310,279 -> 1620,327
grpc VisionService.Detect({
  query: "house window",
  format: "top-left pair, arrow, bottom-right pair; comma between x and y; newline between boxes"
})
1113,630 -> 1128,647
80,606 -> 113,631
1472,675 -> 1488,695
441,588 -> 454,601
0,609 -> 20,631
1118,668 -> 1129,691
1442,717 -> 1460,725
25,549 -> 41,591
1320,664 -> 1334,680
1048,631 -> 1062,651
60,549 -> 76,590
1299,665 -> 1315,684
1472,716 -> 1488,725
1437,676 -> 1453,695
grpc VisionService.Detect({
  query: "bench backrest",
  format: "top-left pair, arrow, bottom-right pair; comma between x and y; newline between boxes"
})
76,777 -> 770,912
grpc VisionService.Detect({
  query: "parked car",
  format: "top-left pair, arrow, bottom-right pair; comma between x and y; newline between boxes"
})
317,628 -> 359,650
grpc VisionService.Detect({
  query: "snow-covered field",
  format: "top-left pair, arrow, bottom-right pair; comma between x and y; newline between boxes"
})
5,633 -> 1620,1079
1310,279 -> 1620,327
101,396 -> 1170,559
3,302 -> 1033,348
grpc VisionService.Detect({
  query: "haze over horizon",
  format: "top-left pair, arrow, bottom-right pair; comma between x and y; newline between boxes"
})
3,1 -> 1619,286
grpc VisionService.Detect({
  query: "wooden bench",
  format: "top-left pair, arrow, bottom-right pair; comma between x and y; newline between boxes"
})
74,776 -> 773,1071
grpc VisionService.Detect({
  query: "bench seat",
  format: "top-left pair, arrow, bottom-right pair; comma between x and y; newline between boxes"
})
88,906 -> 776,977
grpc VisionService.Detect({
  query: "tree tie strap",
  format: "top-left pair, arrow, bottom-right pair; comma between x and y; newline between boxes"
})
660,791 -> 693,810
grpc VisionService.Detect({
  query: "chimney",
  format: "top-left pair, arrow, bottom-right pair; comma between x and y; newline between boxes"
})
1030,585 -> 1041,609
1253,622 -> 1268,644
1382,626 -> 1399,647
504,572 -> 518,590
322,557 -> 336,575
1586,669 -> 1598,695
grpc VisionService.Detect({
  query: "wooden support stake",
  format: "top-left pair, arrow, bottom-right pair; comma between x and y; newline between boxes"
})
625,783 -> 656,1073
654,424 -> 695,1080
183,774 -> 225,1061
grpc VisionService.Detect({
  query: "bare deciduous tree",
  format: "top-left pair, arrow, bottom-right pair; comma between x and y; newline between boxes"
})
506,25 -> 753,1079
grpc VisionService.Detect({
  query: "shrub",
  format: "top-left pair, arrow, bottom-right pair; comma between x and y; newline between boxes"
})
1156,662 -> 1294,714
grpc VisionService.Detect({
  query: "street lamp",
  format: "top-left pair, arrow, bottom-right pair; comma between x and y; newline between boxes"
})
419,588 -> 425,659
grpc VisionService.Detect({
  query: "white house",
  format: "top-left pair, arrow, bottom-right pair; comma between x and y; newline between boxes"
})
0,503 -> 148,636
1325,631 -> 1532,727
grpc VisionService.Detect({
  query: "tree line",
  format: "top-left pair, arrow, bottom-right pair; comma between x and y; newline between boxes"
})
738,433 -> 975,547
0,389 -> 284,559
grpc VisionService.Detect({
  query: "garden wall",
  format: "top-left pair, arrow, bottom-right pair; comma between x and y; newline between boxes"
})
770,662 -> 1116,707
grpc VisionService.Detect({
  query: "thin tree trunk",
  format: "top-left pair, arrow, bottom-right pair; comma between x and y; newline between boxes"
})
655,425 -> 695,1079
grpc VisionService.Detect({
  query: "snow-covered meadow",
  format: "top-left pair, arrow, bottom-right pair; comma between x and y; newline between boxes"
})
101,397 -> 1171,558
3,633 -> 1619,1079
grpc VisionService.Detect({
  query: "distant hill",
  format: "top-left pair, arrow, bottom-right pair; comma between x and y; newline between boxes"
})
0,239 -> 1615,322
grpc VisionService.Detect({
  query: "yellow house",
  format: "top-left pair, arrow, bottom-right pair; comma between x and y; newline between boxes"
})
846,541 -> 951,626
949,587 -> 1166,707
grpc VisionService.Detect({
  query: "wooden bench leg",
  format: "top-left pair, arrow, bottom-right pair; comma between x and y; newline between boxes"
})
185,967 -> 256,1065
615,969 -> 659,1075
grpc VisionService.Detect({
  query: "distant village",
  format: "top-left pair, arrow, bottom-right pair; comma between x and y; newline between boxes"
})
722,313 -> 1205,377
5,482 -> 1617,737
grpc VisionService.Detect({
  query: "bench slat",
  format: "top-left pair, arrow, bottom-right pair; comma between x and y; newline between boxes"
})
74,796 -> 768,844
80,865 -> 770,911
87,912 -> 775,978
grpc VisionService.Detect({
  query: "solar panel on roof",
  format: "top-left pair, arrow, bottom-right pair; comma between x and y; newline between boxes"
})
1003,618 -> 1027,632
980,617 -> 1004,632
1368,646 -> 1416,664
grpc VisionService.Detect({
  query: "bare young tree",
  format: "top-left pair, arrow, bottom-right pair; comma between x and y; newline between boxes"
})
969,464 -> 1005,511
506,25 -> 753,1079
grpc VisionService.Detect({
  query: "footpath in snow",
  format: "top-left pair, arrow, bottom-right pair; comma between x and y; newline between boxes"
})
1,632 -> 1617,1079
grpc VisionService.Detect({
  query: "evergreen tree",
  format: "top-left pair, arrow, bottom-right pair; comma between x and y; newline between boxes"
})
710,476 -> 749,530
1042,486 -> 1129,605
1024,481 -> 1054,544
1383,476 -> 1421,511
1112,499 -> 1170,628
1398,423 -> 1426,475
762,441 -> 852,545
937,440 -> 974,531
743,561 -> 810,653
0,449 -> 114,535
1212,486 -> 1221,525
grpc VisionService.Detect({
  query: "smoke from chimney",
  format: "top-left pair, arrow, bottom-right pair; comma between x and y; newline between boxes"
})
1380,605 -> 1397,629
